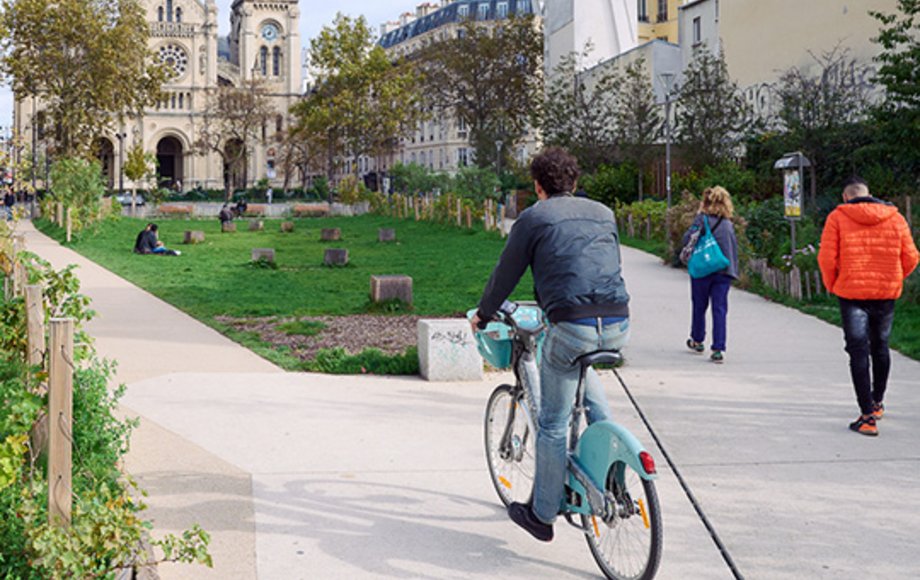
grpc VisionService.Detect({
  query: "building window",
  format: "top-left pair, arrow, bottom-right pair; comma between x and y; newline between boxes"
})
178,93 -> 184,109
158,6 -> 163,21
259,46 -> 268,76
637,0 -> 648,22
657,0 -> 667,22
171,94 -> 176,109
272,47 -> 282,76
166,0 -> 173,22
276,115 -> 284,134
515,0 -> 531,13
497,1 -> 509,19
477,3 -> 490,20
693,16 -> 701,45
458,148 -> 469,167
458,4 -> 469,18
176,7 -> 182,23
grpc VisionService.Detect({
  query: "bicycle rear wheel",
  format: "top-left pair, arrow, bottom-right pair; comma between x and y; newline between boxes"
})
484,384 -> 536,507
580,461 -> 663,580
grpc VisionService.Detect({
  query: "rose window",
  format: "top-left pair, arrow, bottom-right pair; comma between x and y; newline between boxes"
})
158,44 -> 189,79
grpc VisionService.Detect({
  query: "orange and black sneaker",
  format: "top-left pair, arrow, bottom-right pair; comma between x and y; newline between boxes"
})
849,415 -> 878,437
871,402 -> 885,420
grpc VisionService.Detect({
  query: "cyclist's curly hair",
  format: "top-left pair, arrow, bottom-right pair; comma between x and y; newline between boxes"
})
530,147 -> 580,196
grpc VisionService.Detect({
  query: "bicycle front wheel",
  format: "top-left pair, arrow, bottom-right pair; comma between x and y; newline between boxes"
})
484,384 -> 536,507
580,461 -> 663,580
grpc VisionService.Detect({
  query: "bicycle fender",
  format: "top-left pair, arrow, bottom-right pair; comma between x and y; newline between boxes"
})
568,421 -> 656,500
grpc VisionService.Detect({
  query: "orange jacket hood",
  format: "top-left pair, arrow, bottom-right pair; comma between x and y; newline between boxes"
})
835,199 -> 900,226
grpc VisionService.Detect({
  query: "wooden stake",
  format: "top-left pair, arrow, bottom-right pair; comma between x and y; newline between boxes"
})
456,199 -> 462,227
906,195 -> 913,230
466,207 -> 472,229
414,197 -> 420,221
56,202 -> 63,226
65,209 -> 73,243
48,318 -> 74,527
25,285 -> 45,371
12,234 -> 25,297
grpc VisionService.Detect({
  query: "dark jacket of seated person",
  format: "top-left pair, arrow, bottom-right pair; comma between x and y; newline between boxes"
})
133,227 -> 158,254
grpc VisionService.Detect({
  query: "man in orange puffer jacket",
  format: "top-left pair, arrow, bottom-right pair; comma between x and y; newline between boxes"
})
818,177 -> 919,437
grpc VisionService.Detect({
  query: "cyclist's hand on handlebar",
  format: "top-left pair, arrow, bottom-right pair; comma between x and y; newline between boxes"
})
470,313 -> 483,335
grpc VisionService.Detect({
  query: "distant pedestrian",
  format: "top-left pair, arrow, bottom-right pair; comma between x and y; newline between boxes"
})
818,177 -> 918,437
681,186 -> 740,363
2,188 -> 14,220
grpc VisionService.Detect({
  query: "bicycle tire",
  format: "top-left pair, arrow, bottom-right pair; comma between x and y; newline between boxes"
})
580,461 -> 663,580
484,384 -> 536,507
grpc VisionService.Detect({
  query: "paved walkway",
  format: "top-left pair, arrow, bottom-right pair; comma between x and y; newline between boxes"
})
20,220 -> 920,579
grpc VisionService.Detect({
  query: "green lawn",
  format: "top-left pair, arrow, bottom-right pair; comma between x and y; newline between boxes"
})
37,215 -> 533,319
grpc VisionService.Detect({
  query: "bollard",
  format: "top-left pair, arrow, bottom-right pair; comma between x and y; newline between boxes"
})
48,318 -> 74,527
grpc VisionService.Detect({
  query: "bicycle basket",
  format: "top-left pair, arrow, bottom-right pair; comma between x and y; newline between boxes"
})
467,306 -> 545,369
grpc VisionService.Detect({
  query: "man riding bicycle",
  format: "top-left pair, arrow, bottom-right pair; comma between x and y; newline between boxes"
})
471,147 -> 630,542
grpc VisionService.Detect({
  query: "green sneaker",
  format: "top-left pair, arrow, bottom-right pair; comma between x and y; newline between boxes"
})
710,350 -> 724,364
686,339 -> 704,353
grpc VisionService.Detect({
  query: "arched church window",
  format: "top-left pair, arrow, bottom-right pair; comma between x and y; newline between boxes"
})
176,7 -> 182,23
166,0 -> 173,22
179,93 -> 184,109
158,6 -> 163,22
272,47 -> 282,76
171,94 -> 177,109
260,46 -> 268,76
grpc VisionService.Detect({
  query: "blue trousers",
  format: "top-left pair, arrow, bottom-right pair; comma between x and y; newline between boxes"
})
690,274 -> 732,352
532,319 -> 630,524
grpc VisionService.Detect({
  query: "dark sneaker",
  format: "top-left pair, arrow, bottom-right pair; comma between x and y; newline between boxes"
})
686,339 -> 704,353
871,402 -> 885,420
710,350 -> 724,364
849,416 -> 878,437
508,502 -> 553,542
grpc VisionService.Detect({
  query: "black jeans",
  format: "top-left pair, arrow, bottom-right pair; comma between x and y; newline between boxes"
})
839,298 -> 896,415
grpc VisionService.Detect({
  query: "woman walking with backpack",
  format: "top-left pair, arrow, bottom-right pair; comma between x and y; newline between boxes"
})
681,186 -> 740,363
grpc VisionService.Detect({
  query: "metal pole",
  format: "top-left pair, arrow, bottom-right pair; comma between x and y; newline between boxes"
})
117,133 -> 126,197
665,96 -> 672,210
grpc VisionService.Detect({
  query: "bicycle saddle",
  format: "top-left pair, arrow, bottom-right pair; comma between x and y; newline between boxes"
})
574,350 -> 622,368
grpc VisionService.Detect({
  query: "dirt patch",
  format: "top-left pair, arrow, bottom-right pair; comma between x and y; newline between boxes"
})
215,314 -> 436,361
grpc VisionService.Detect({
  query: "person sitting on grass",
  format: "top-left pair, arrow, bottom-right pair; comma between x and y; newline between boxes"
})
218,203 -> 233,225
134,223 -> 180,256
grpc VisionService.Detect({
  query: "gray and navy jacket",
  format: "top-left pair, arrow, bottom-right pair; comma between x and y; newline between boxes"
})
477,194 -> 630,324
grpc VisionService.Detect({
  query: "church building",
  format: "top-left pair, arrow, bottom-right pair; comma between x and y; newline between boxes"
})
14,0 -> 302,194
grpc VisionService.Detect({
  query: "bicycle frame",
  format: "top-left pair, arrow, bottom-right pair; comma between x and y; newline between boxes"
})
497,307 -> 657,524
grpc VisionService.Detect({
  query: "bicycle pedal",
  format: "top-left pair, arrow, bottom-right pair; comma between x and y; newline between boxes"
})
563,512 -> 588,532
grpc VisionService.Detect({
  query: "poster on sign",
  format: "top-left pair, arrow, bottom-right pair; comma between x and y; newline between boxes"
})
784,170 -> 802,218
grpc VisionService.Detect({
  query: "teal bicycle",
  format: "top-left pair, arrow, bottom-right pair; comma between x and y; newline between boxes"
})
472,301 -> 663,580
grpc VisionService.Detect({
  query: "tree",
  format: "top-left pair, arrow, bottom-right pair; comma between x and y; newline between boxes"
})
291,14 -> 424,190
871,0 -> 920,191
123,144 -> 154,215
416,16 -> 543,169
775,47 -> 873,202
0,0 -> 166,158
675,49 -> 749,168
195,81 -> 273,200
540,47 -> 620,173
616,58 -> 662,199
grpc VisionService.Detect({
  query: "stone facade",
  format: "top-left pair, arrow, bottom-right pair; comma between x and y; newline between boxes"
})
14,0 -> 302,193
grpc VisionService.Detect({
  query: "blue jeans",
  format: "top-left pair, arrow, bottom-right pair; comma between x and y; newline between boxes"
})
690,274 -> 732,351
532,319 -> 630,524
839,299 -> 895,416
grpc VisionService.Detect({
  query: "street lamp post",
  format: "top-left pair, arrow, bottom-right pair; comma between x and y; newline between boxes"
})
659,72 -> 677,212
495,139 -> 503,180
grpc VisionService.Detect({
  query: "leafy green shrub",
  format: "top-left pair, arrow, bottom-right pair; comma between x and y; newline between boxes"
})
45,157 -> 114,233
304,346 -> 419,375
582,163 -> 639,206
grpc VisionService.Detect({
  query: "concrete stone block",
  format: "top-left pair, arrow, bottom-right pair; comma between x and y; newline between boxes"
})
370,275 -> 412,305
323,248 -> 349,266
221,222 -> 237,233
184,231 -> 205,244
321,228 -> 341,241
280,221 -> 295,233
251,248 -> 275,263
418,319 -> 483,381
249,220 -> 264,232
378,228 -> 396,242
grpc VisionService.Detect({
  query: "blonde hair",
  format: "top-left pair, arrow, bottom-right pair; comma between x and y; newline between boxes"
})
701,186 -> 734,219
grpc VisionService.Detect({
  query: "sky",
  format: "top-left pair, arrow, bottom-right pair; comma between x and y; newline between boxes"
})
0,0 -> 416,129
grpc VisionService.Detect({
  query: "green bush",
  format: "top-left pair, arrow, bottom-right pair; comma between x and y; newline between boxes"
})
582,163 -> 639,206
303,346 -> 419,375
